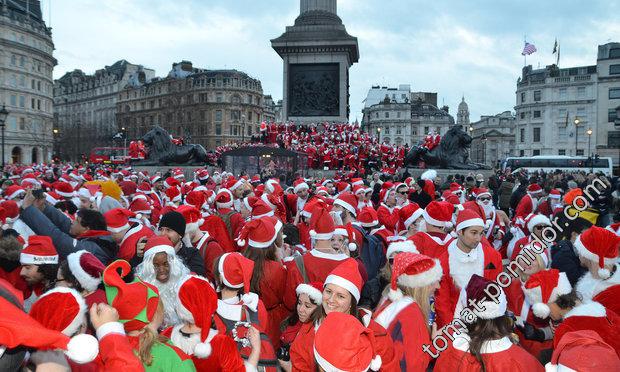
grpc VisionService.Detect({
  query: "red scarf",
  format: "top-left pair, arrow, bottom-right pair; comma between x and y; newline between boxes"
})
77,230 -> 111,239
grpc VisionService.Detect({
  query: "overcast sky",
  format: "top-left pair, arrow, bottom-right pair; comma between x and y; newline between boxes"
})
45,0 -> 619,122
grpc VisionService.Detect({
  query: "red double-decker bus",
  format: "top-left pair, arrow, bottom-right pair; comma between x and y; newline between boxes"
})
90,147 -> 130,165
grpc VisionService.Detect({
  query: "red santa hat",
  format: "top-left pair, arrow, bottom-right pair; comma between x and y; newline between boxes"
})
309,205 -> 335,240
455,208 -> 485,231
548,189 -> 562,199
20,235 -> 58,265
525,213 -> 552,233
357,206 -> 379,228
313,312 -> 382,371
523,269 -> 572,319
250,199 -> 275,219
386,240 -> 419,259
315,186 -> 329,197
103,260 -> 160,332
45,190 -> 62,205
399,202 -> 423,230
463,274 -> 508,319
527,183 -> 543,195
333,192 -> 358,217
296,281 -> 324,305
217,252 -> 259,311
150,175 -> 162,184
143,236 -> 176,260
4,184 -> 26,200
77,184 -> 102,202
545,330 -> 620,371
67,250 -> 106,292
30,287 -> 90,337
236,217 -> 277,248
138,181 -> 153,194
175,275 -> 218,358
333,225 -> 359,252
176,205 -> 205,234
336,181 -> 350,194
215,189 -> 233,209
350,178 -> 364,187
185,190 -> 207,210
389,252 -> 442,301
129,197 -> 152,217
164,187 -> 182,204
574,226 -> 620,279
264,178 -> 282,195
21,175 -> 41,189
324,259 -> 363,302
293,179 -> 309,194
164,177 -> 181,189
226,177 -> 245,192
423,201 -> 453,228
104,208 -> 135,233
473,187 -> 491,199
172,169 -> 184,180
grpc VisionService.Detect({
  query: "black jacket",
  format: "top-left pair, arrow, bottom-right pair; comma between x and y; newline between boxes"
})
177,243 -> 206,277
551,240 -> 587,286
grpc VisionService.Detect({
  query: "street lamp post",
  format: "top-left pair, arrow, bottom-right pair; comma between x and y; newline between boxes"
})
377,127 -> 381,143
53,128 -> 59,162
586,128 -> 592,156
482,133 -> 487,165
574,117 -> 580,156
0,105 -> 9,169
242,114 -> 246,142
121,127 -> 127,157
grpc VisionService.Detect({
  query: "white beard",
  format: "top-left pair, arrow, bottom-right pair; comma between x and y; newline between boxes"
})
417,219 -> 427,233
478,202 -> 495,218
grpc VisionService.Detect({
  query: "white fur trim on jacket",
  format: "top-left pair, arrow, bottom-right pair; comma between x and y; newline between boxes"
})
563,301 -> 606,319
67,250 -> 101,292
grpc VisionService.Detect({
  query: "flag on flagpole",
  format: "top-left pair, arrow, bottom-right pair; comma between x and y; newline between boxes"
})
522,42 -> 537,56
552,39 -> 558,54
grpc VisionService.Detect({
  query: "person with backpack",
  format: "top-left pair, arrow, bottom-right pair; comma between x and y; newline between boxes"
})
214,189 -> 245,248
212,252 -> 277,371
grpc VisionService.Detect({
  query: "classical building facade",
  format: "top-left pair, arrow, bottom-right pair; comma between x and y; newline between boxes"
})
53,60 -> 155,161
116,61 -> 266,149
456,96 -> 470,126
514,42 -> 619,165
470,111 -> 516,167
361,85 -> 454,146
0,0 -> 55,164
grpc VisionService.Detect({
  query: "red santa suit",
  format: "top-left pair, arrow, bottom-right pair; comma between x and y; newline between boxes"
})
217,207 -> 245,244
377,203 -> 400,234
257,260 -> 290,349
435,334 -> 544,371
374,296 -> 432,371
192,231 -> 224,283
282,250 -> 350,311
575,264 -> 620,317
118,223 -> 155,262
409,231 -> 452,259
435,239 -> 503,328
514,194 -> 538,220
553,301 -> 620,356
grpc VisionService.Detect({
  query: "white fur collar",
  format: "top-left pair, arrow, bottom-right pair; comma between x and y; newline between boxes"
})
423,231 -> 452,245
217,298 -> 243,320
370,225 -> 387,236
448,240 -> 483,289
309,249 -> 349,261
576,264 -> 620,301
564,301 -> 606,319
170,324 -> 218,355
452,334 -> 513,354
375,296 -> 414,329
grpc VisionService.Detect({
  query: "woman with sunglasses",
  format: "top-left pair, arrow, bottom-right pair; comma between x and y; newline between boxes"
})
509,214 -> 554,265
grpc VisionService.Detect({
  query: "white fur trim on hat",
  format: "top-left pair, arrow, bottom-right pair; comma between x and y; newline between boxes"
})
217,253 -> 243,289
324,274 -> 360,302
526,215 -> 552,233
396,259 -> 443,289
473,290 -> 508,319
574,235 -> 619,269
296,283 -> 323,304
313,346 -> 374,372
309,230 -> 334,241
404,209 -> 424,229
333,227 -> 348,237
456,217 -> 484,231
422,210 -> 446,228
107,223 -> 130,234
143,244 -> 176,260
386,240 -> 419,258
294,182 -> 309,194
67,251 -> 101,292
20,252 -> 59,265
333,198 -> 357,216
420,169 -> 437,181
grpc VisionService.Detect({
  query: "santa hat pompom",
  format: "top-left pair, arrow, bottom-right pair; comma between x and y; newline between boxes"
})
348,242 -> 357,252
445,221 -> 453,230
242,292 -> 259,312
135,213 -> 142,220
236,238 -> 246,247
510,226 -> 519,234
545,364 -> 558,372
598,267 -> 611,279
65,333 -> 99,364
193,341 -> 212,358
532,302 -> 551,319
388,288 -> 403,302
370,355 -> 382,371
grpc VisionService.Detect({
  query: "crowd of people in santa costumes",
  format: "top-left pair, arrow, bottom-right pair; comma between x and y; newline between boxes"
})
0,159 -> 619,371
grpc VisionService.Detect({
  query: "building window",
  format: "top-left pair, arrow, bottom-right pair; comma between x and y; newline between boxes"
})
19,96 -> 25,108
10,95 -> 17,107
610,48 -> 620,58
533,149 -> 540,156
216,93 -> 223,103
520,128 -> 525,142
375,112 -> 379,119
559,88 -> 567,99
521,92 -> 525,102
576,149 -> 584,156
559,125 -> 567,139
533,110 -> 541,118
520,112 -> 525,119
533,127 -> 541,142
577,86 -> 586,98
397,111 -> 401,118
608,131 -> 620,149
558,149 -> 566,155
576,107 -> 586,121
230,110 -> 240,121
610,64 -> 620,75
385,112 -> 389,118
215,110 -> 222,122
609,109 -> 618,123
609,88 -> 620,99
519,150 -> 525,156
533,90 -> 541,101
247,95 -> 253,104
215,124 -> 221,135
